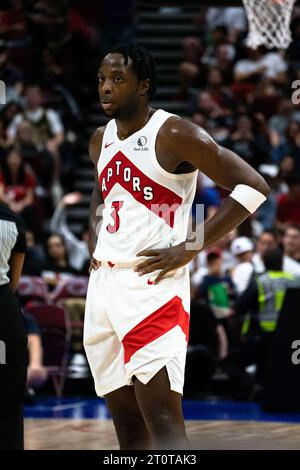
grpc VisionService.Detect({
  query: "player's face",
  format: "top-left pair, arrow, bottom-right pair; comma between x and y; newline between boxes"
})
98,53 -> 141,119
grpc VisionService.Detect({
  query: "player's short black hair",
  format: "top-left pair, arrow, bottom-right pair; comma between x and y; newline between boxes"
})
98,43 -> 157,101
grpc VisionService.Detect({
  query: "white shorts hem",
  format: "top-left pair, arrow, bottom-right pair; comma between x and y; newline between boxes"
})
95,380 -> 132,398
127,359 -> 184,396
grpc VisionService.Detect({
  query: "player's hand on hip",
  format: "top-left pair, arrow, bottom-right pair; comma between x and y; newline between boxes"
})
135,242 -> 198,284
89,257 -> 101,273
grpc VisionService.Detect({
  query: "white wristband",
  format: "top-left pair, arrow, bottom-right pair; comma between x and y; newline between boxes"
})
229,184 -> 267,214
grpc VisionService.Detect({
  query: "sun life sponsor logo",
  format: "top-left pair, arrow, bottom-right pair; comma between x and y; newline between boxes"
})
134,136 -> 148,151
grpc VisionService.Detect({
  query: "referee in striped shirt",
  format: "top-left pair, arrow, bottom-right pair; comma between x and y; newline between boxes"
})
0,201 -> 27,450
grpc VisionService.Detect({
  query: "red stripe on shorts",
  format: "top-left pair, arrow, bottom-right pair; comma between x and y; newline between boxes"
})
122,295 -> 189,364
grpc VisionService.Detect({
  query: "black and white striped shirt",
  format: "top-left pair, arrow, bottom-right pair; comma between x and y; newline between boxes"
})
0,203 -> 26,286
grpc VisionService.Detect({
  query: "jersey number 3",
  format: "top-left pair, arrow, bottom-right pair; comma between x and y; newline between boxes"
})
106,201 -> 124,233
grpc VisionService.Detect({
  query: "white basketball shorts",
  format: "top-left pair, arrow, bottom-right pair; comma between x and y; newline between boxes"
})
83,262 -> 190,397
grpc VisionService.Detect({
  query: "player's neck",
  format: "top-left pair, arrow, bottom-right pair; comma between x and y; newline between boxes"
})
115,105 -> 153,141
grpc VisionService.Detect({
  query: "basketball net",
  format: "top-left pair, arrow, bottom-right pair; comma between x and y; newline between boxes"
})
243,0 -> 296,49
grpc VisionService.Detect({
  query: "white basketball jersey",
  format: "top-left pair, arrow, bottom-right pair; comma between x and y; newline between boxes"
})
93,109 -> 198,262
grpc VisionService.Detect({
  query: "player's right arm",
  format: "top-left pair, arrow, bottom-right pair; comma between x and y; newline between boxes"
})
88,127 -> 105,269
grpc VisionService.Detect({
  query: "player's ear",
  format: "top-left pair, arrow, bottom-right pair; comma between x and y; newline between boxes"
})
139,78 -> 150,97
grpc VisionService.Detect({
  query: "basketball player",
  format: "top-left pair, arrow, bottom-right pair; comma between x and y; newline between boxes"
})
84,44 -> 269,450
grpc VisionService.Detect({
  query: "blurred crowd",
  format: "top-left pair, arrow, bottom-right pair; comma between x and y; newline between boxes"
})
0,0 -> 135,236
0,0 -> 136,279
182,6 -> 300,400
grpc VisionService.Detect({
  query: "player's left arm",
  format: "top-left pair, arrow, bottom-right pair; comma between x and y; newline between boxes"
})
136,117 -> 270,284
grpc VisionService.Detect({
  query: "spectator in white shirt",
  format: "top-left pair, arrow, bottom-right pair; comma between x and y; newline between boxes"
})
206,7 -> 247,42
50,192 -> 89,272
234,46 -> 287,83
282,224 -> 300,276
231,236 -> 255,295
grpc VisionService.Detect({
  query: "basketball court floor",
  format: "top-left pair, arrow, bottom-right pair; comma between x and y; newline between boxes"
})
24,398 -> 300,450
